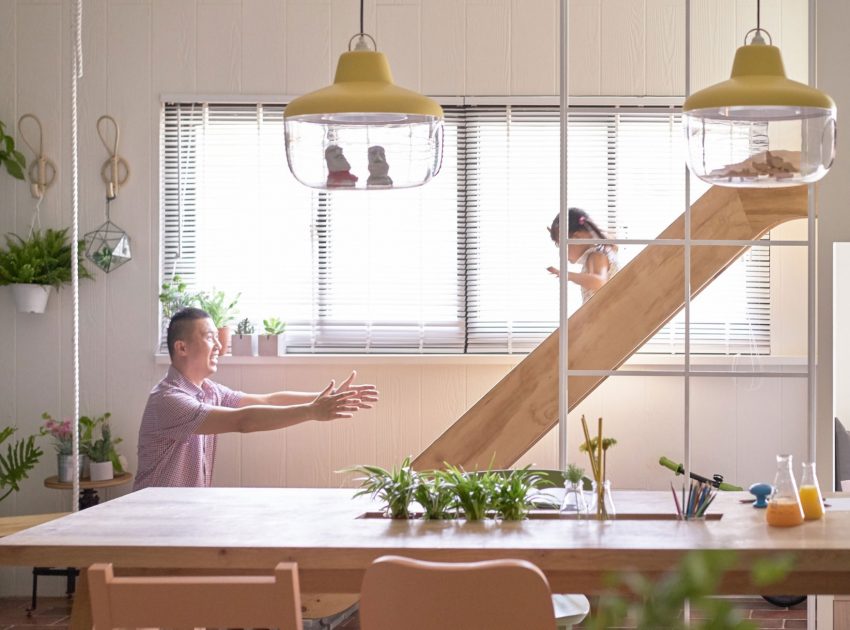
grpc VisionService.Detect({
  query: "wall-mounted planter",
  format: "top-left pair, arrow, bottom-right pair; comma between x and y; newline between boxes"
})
12,283 -> 52,313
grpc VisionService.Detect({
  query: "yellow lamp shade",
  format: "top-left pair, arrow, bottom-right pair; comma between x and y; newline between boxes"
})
684,40 -> 836,187
284,49 -> 444,190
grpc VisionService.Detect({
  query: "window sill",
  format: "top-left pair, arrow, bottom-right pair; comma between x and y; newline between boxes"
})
153,354 -> 807,369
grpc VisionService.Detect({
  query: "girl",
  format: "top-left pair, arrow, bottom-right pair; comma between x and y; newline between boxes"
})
547,207 -> 619,303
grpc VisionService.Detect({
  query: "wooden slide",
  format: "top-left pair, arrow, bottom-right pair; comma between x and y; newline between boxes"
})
413,185 -> 809,471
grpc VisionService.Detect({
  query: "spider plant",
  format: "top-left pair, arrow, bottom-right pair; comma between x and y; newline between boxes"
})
413,471 -> 456,520
441,464 -> 499,521
491,467 -> 550,521
348,456 -> 418,519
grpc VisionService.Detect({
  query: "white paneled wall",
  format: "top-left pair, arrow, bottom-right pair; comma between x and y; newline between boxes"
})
0,0 -> 813,596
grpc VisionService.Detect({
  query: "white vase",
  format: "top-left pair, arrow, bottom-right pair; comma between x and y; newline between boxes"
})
89,460 -> 114,481
12,284 -> 52,314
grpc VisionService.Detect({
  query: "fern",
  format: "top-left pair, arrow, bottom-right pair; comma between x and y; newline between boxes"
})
0,228 -> 92,287
0,427 -> 44,503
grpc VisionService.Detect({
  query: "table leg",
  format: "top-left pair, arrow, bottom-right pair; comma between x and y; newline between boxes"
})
69,570 -> 92,630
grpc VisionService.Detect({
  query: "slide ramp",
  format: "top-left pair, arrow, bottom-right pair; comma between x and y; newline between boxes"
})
413,185 -> 808,471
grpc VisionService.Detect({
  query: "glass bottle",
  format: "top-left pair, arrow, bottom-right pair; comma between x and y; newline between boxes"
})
561,480 -> 589,516
765,454 -> 805,527
799,462 -> 825,521
590,479 -> 616,520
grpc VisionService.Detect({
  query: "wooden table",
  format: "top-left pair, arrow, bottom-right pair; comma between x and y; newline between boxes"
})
0,488 -> 847,626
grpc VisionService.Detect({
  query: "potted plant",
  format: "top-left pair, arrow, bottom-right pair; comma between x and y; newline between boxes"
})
40,412 -> 84,482
0,228 -> 93,313
348,457 -> 419,519
158,274 -> 201,319
231,318 -> 255,356
84,419 -> 123,481
0,425 -> 42,503
259,317 -> 286,356
197,289 -> 240,355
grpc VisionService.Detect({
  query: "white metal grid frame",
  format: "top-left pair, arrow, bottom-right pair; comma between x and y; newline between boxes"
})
556,0 -> 816,485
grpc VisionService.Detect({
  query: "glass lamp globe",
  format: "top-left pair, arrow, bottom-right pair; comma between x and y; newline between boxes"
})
284,36 -> 443,190
684,32 -> 836,188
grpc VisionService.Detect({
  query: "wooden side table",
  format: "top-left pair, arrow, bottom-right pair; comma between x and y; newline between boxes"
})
44,472 -> 133,510
31,473 -> 133,613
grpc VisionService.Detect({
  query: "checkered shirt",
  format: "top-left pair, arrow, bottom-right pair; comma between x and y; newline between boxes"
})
134,366 -> 243,490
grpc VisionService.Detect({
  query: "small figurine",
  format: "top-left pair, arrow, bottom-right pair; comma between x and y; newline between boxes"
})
325,145 -> 358,188
366,145 -> 393,188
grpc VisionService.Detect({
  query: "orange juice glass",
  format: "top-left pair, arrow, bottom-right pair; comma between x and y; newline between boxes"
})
766,498 -> 804,527
799,462 -> 825,520
766,454 -> 805,527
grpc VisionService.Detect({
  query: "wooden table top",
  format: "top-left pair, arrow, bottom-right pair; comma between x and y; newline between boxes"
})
43,472 -> 133,490
0,513 -> 69,538
0,487 -> 846,594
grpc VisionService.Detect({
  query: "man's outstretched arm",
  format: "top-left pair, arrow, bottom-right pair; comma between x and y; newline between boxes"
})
197,382 -> 361,435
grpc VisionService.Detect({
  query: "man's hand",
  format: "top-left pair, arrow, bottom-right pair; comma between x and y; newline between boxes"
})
331,370 -> 379,410
309,381 -> 361,421
547,266 -> 560,278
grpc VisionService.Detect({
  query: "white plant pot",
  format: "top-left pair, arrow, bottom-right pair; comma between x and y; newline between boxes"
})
89,460 -> 114,481
231,334 -> 255,356
12,283 -> 52,314
258,334 -> 282,357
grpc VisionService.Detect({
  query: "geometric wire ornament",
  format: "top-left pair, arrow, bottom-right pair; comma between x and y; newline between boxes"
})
84,219 -> 131,273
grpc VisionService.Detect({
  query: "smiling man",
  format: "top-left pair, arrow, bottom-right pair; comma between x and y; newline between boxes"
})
134,307 -> 378,490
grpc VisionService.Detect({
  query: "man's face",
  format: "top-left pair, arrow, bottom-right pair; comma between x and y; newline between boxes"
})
181,317 -> 222,376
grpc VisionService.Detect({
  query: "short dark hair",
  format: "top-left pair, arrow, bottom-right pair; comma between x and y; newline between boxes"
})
167,307 -> 211,359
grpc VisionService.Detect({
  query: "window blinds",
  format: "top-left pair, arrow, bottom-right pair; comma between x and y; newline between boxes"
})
161,103 -> 770,355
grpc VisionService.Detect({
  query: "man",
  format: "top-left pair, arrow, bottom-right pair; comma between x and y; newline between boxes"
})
134,307 -> 378,490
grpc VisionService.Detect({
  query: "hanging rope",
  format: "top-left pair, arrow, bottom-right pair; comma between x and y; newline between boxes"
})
71,0 -> 83,512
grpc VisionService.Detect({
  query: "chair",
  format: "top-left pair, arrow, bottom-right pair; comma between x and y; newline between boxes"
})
359,555 -> 559,630
87,562 -> 302,629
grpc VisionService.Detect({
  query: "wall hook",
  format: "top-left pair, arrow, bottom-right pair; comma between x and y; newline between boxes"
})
97,114 -> 130,199
17,114 -> 57,199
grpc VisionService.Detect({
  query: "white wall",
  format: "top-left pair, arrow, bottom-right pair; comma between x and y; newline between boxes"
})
0,0 -> 816,596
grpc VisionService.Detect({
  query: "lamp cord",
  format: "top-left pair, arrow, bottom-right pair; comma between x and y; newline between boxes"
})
360,0 -> 364,35
756,0 -> 760,31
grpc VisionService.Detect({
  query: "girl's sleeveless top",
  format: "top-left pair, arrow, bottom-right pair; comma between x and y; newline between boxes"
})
576,245 -> 619,303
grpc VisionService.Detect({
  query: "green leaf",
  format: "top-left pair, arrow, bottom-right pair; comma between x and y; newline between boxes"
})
4,159 -> 24,180
0,429 -> 44,502
11,149 -> 26,169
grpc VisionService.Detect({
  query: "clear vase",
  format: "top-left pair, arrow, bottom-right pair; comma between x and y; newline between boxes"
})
766,454 -> 804,527
590,480 -> 616,520
561,480 -> 589,516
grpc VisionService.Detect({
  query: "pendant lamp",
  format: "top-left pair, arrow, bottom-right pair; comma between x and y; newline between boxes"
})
684,5 -> 836,188
284,4 -> 443,191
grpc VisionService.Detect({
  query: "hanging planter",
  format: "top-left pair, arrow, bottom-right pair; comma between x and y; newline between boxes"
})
0,228 -> 92,315
11,283 -> 52,313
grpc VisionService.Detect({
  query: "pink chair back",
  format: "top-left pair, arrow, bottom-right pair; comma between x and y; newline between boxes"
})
88,562 -> 302,629
360,555 -> 557,630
